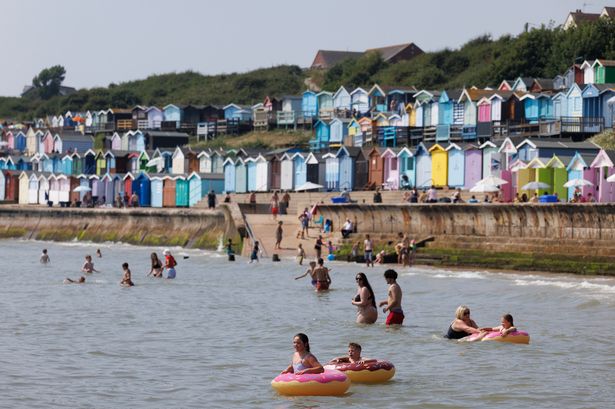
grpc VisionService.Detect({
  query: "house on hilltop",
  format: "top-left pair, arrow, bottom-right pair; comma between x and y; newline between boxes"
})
563,6 -> 614,29
311,43 -> 423,69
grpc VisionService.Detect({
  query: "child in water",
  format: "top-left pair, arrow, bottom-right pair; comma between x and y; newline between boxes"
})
296,243 -> 305,265
295,261 -> 317,286
481,314 -> 517,337
64,276 -> 85,284
120,262 -> 134,287
81,255 -> 99,273
40,249 -> 50,264
226,239 -> 235,256
96,249 -> 102,258
250,241 -> 260,263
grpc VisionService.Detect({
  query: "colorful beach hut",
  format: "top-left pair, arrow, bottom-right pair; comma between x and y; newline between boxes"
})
590,149 -> 615,202
280,153 -> 294,191
446,143 -> 465,188
397,147 -> 415,189
235,158 -> 248,194
150,176 -> 164,208
566,153 -> 596,200
162,177 -> 176,207
414,143 -> 433,188
292,153 -> 307,190
223,157 -> 236,193
429,144 -> 448,187
381,148 -> 400,190
323,152 -> 339,191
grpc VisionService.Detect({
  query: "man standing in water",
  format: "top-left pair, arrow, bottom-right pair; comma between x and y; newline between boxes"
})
313,258 -> 331,291
379,269 -> 404,326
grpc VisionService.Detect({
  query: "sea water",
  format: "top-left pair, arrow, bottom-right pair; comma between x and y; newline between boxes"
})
0,239 -> 614,408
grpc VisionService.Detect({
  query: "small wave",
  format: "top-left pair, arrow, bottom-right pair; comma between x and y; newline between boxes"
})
514,279 -> 615,294
431,271 -> 486,280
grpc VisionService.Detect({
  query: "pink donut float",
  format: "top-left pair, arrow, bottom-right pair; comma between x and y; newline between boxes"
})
324,360 -> 395,383
271,369 -> 350,396
466,330 -> 530,344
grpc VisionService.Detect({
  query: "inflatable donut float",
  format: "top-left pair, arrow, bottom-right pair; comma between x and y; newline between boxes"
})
271,369 -> 350,396
324,360 -> 395,383
466,330 -> 530,344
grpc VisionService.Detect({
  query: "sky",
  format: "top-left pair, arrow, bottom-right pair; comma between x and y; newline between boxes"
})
0,0 -> 601,96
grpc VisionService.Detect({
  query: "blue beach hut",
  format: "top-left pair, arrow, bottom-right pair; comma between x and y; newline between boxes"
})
132,173 -> 151,206
150,176 -> 164,208
397,147 -> 415,189
446,143 -> 465,187
234,158 -> 247,193
292,153 -> 307,189
223,157 -> 236,193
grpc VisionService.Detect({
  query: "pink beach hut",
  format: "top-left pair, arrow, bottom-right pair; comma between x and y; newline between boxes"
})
590,149 -> 615,202
381,148 -> 400,190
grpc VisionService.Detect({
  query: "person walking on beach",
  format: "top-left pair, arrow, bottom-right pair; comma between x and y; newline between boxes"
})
250,241 -> 260,263
163,249 -> 177,279
364,234 -> 374,267
296,243 -> 305,265
120,262 -> 134,287
40,249 -> 50,264
313,258 -> 331,291
81,255 -> 99,274
379,269 -> 404,326
207,190 -> 217,209
148,252 -> 163,277
314,235 -> 323,259
274,221 -> 284,250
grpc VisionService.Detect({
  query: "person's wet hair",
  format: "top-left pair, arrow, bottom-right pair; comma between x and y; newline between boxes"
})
348,342 -> 362,352
122,262 -> 129,269
503,313 -> 514,326
294,333 -> 310,352
384,269 -> 398,280
355,272 -> 376,308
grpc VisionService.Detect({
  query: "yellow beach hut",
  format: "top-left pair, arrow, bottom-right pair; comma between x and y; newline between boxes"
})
429,143 -> 448,187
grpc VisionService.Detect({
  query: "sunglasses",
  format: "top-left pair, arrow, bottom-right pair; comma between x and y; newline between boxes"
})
355,277 -> 362,281
463,311 -> 471,316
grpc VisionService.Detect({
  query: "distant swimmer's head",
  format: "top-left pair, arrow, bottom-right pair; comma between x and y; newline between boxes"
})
42,249 -> 47,254
78,276 -> 85,283
122,262 -> 129,269
85,255 -> 92,261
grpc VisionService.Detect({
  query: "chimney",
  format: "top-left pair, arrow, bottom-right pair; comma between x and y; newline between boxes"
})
576,9 -> 582,13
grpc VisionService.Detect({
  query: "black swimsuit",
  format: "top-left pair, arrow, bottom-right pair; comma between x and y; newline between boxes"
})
445,325 -> 470,339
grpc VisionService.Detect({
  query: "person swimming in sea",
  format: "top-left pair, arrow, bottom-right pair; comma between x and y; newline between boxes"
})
329,342 -> 375,365
281,333 -> 324,375
96,248 -> 102,258
120,262 -> 134,287
81,255 -> 99,274
480,313 -> 517,338
148,252 -> 163,278
64,276 -> 85,284
40,249 -> 50,264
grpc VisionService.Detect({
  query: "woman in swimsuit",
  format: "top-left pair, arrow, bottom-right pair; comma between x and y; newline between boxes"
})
281,333 -> 323,375
445,305 -> 482,339
351,272 -> 378,324
148,252 -> 163,277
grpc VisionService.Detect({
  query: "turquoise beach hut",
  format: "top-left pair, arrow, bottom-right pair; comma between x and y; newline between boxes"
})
292,152 -> 307,189
397,147 -> 415,189
234,158 -> 247,193
223,157 -> 236,193
175,176 -> 189,207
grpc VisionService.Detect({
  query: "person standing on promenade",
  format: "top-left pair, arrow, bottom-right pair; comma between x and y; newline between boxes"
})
427,186 -> 438,203
379,269 -> 404,326
207,190 -> 217,209
313,258 -> 331,291
275,221 -> 284,250
364,235 -> 374,267
270,191 -> 280,220
281,191 -> 291,215
249,191 -> 256,211
40,249 -> 50,264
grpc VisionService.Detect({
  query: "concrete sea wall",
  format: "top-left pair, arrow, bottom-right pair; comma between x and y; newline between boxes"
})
318,203 -> 615,274
0,206 -> 242,250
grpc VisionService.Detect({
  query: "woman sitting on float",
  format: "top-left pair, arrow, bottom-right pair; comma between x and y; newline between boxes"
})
281,333 -> 323,375
444,305 -> 483,339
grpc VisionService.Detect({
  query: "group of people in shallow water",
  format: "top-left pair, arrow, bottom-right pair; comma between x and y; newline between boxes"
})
40,247 -> 179,286
445,305 -> 518,340
296,262 -> 405,326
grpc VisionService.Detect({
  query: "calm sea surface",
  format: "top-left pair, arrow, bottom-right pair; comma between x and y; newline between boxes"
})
0,239 -> 613,408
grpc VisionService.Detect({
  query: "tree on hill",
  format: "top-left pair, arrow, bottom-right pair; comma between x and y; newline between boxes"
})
31,65 -> 66,100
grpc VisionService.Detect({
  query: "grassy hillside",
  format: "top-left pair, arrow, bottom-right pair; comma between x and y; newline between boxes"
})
2,18 -> 615,121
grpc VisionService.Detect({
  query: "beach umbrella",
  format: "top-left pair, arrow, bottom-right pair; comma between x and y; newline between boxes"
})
563,178 -> 594,188
607,173 -> 615,182
73,186 -> 92,192
476,175 -> 508,186
294,182 -> 323,191
470,184 -> 500,193
521,181 -> 551,191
